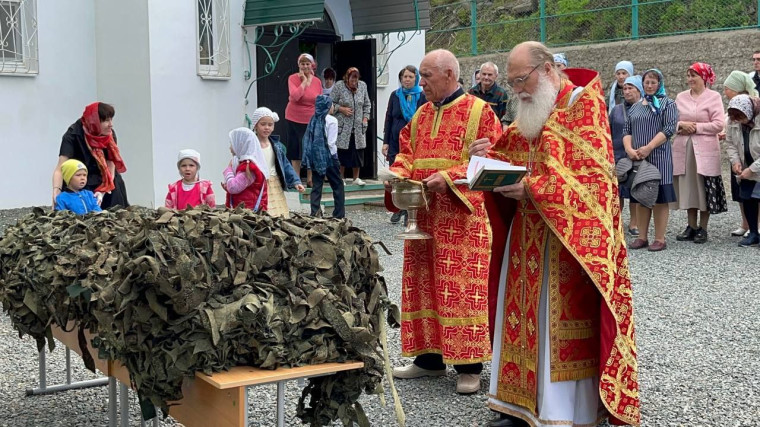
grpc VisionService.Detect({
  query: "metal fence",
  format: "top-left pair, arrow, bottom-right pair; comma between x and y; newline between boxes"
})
427,0 -> 759,57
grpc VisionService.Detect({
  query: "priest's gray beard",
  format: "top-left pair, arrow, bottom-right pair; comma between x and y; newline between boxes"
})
515,73 -> 559,139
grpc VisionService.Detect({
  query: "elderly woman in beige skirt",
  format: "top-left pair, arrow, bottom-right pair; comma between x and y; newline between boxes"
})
250,107 -> 305,217
671,62 -> 727,243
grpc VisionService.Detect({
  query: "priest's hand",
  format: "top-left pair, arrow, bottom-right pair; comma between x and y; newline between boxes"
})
422,173 -> 447,193
494,182 -> 528,200
468,138 -> 491,157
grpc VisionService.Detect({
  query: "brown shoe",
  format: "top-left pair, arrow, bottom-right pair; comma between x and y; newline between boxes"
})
648,240 -> 667,251
629,238 -> 649,249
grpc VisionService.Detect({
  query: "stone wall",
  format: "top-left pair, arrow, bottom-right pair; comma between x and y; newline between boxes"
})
459,29 -> 760,97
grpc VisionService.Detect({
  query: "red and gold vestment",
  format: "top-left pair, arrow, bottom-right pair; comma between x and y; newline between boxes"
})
486,69 -> 640,426
389,93 -> 502,364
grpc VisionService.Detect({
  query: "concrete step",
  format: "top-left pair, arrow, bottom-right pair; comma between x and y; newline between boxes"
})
298,179 -> 385,207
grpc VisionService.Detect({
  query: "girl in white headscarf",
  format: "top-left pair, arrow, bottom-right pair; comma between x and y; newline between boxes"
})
250,107 -> 305,218
222,127 -> 269,211
165,149 -> 216,209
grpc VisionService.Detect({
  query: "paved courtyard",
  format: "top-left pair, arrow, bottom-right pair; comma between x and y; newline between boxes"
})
0,204 -> 757,426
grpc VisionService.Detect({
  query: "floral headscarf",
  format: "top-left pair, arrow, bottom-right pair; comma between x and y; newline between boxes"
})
643,68 -> 667,115
344,67 -> 360,93
297,53 -> 316,71
689,62 -> 716,87
728,94 -> 754,124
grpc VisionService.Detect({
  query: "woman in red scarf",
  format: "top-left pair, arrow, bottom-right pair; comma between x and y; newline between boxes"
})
52,102 -> 129,209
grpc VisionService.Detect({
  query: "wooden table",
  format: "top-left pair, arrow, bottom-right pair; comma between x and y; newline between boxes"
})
50,324 -> 364,427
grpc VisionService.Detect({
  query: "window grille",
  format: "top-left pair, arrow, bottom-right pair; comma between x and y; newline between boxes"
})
197,0 -> 230,79
0,0 -> 38,76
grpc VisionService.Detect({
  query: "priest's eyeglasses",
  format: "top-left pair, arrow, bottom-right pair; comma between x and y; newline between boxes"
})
506,63 -> 542,90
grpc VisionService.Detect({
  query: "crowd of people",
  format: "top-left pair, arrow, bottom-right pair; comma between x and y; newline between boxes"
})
47,40 -> 760,427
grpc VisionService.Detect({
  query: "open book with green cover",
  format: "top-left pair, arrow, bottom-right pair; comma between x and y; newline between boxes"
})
453,156 -> 527,191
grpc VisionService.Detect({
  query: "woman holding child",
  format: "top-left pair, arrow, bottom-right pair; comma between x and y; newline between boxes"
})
52,102 -> 129,209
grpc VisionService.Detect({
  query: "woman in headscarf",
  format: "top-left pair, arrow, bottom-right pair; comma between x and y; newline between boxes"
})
721,70 -> 759,237
222,128 -> 268,211
382,65 -> 427,224
330,67 -> 371,186
623,68 -> 679,252
302,95 -> 344,218
285,53 -> 322,186
671,62 -> 726,244
53,102 -> 129,209
725,94 -> 760,247
608,60 -> 634,115
610,75 -> 644,236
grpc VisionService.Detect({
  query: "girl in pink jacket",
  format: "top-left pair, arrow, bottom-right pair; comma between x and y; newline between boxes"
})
165,149 -> 216,209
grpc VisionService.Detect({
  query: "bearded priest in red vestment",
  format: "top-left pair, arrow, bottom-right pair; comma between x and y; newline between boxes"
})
470,42 -> 640,427
385,49 -> 503,395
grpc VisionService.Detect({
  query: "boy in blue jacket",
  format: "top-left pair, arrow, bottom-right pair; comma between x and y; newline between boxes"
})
55,159 -> 102,215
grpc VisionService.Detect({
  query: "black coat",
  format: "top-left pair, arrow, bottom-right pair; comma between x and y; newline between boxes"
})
59,120 -> 129,208
383,91 -> 426,163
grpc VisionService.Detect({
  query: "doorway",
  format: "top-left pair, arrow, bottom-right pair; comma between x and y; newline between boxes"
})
256,11 -> 378,179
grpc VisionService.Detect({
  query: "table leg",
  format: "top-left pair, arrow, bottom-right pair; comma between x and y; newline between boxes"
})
120,382 -> 129,426
276,381 -> 285,427
108,377 -> 117,427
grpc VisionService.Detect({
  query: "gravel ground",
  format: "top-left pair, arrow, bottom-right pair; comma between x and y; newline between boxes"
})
0,204 -> 758,426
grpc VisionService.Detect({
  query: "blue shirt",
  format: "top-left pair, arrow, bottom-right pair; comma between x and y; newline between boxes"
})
55,189 -> 103,215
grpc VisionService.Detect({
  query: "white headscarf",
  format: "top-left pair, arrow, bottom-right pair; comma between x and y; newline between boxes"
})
228,127 -> 269,178
250,107 -> 280,134
177,149 -> 201,169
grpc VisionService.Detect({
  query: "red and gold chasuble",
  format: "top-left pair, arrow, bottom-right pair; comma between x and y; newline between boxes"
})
389,94 -> 502,364
487,70 -> 640,426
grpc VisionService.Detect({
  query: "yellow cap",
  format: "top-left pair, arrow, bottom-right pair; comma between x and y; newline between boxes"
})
61,159 -> 87,185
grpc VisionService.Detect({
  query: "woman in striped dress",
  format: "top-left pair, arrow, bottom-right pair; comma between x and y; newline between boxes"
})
623,68 -> 679,251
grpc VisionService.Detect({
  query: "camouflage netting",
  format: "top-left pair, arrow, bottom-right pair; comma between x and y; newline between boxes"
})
0,206 -> 401,426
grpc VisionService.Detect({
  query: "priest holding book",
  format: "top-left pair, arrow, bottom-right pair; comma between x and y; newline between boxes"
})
469,41 -> 640,427
385,49 -> 502,395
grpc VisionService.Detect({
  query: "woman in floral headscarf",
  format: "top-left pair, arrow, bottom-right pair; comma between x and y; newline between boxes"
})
330,67 -> 371,186
623,68 -> 679,252
721,70 -> 759,237
671,62 -> 727,244
725,94 -> 760,247
53,102 -> 129,209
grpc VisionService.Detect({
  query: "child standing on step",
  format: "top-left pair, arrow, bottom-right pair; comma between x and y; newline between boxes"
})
250,107 -> 305,218
165,149 -> 216,209
222,128 -> 268,211
303,95 -> 345,218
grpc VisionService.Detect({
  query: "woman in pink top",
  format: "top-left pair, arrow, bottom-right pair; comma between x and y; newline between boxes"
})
671,62 -> 727,243
285,53 -> 322,186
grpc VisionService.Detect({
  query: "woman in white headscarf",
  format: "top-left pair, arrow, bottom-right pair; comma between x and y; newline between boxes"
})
250,107 -> 305,218
608,60 -> 634,115
222,127 -> 269,211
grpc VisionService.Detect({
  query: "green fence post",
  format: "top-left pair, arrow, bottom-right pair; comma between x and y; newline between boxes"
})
631,0 -> 639,39
757,0 -> 760,27
539,0 -> 546,43
470,0 -> 478,55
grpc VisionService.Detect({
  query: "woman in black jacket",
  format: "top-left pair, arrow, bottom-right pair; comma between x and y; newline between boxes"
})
382,65 -> 426,223
52,102 -> 129,209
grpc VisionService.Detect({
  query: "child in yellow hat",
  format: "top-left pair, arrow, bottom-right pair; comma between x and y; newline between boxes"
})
55,159 -> 103,214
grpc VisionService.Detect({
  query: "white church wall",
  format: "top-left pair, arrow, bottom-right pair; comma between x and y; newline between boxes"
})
0,0 -> 97,209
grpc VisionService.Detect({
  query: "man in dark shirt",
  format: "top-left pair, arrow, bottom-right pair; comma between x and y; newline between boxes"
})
468,62 -> 516,130
751,50 -> 760,95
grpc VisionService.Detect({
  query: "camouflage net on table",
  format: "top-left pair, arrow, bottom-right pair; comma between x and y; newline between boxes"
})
0,206 -> 401,426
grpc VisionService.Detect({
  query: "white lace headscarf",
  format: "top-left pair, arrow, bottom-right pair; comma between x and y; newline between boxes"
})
228,127 -> 269,177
